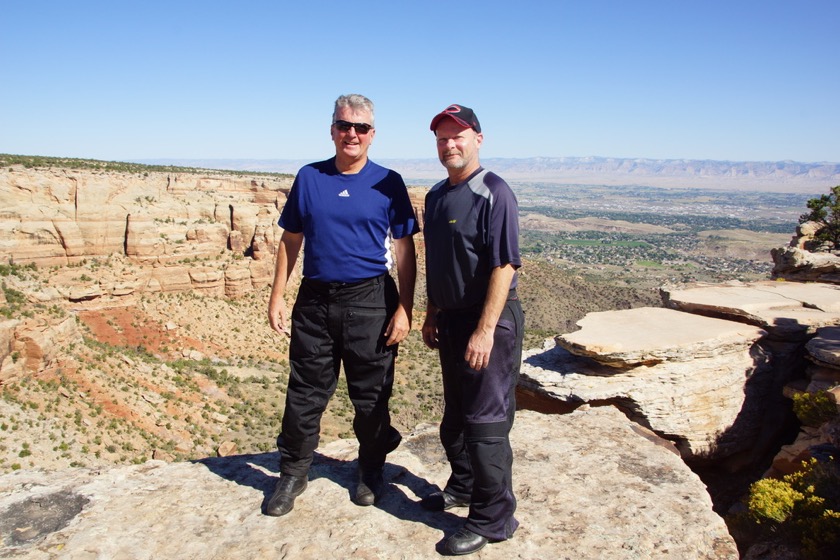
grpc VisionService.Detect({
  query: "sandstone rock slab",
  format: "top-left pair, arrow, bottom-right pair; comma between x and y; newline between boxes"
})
557,306 -> 766,366
0,408 -> 737,559
806,326 -> 840,368
663,280 -> 840,338
521,341 -> 770,459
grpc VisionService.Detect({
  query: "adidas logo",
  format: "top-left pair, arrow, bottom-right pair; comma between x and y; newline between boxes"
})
338,189 -> 350,197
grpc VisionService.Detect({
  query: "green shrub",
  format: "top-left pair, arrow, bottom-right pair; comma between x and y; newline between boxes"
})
749,477 -> 804,523
746,457 -> 840,559
793,390 -> 838,427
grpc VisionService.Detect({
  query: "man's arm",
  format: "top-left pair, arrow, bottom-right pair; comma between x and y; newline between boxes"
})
384,235 -> 417,345
267,230 -> 304,336
464,263 -> 518,370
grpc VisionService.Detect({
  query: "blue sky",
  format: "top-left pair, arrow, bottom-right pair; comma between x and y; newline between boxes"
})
1,1 -> 838,163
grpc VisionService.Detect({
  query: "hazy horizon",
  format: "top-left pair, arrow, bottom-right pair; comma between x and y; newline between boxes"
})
2,2 -> 838,164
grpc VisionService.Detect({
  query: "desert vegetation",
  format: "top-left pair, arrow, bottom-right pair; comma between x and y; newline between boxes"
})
799,185 -> 840,250
0,248 -> 661,474
0,156 -> 810,475
727,391 -> 840,559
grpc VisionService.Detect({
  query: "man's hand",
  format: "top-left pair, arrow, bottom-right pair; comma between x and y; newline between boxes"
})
463,263 -> 516,370
384,305 -> 411,346
422,312 -> 439,350
465,327 -> 494,370
268,296 -> 291,338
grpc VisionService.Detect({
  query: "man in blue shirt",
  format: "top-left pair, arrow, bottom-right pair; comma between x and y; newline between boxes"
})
266,94 -> 418,516
421,104 -> 524,555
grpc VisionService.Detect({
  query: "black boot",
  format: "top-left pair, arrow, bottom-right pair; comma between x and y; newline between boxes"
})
265,474 -> 307,516
354,468 -> 384,506
445,528 -> 489,555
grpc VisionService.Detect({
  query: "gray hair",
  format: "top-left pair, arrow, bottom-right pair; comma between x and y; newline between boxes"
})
333,94 -> 375,126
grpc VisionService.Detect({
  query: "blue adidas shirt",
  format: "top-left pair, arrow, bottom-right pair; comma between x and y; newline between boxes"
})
280,157 -> 419,283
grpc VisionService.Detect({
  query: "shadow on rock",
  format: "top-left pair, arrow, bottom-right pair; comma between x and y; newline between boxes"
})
196,450 -> 461,533
195,450 -> 280,495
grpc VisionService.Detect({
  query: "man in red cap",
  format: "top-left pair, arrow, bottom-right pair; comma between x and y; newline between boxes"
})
421,104 -> 524,555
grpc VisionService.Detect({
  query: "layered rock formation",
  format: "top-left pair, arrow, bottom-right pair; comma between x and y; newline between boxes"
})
771,219 -> 840,284
772,246 -> 840,284
1,166 -> 292,267
664,281 -> 840,338
518,273 -> 840,557
522,307 -> 768,460
1,165 -> 291,305
0,408 -> 738,559
521,281 -> 840,470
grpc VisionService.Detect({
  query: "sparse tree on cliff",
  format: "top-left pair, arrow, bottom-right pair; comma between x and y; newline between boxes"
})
799,185 -> 840,250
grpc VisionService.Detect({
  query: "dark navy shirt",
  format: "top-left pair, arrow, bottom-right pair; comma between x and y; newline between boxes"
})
280,157 -> 419,283
423,168 -> 520,310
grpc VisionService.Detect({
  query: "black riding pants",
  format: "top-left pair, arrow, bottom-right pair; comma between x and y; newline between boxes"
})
437,295 -> 524,541
277,273 -> 399,477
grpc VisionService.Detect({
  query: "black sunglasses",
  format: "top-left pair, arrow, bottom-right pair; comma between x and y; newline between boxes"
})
333,120 -> 373,134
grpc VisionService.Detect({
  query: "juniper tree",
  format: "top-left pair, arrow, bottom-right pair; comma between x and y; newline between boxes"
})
799,185 -> 840,250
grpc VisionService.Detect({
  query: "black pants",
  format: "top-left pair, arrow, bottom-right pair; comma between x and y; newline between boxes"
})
277,273 -> 400,477
437,296 -> 524,541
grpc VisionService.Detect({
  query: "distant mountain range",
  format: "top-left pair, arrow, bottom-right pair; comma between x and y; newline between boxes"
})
137,157 -> 840,193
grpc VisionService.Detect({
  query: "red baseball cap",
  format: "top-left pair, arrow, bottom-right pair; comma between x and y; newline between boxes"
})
430,104 -> 481,133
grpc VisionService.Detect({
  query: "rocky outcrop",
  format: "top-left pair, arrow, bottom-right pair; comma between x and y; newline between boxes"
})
0,316 -> 82,383
558,306 -> 765,366
789,221 -> 825,251
771,246 -> 840,284
521,307 -> 769,461
522,281 -> 840,471
771,220 -> 840,283
805,326 -> 840,390
0,408 -> 738,559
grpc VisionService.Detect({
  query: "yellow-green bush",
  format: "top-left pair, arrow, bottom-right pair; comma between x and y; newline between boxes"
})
749,477 -> 804,523
792,390 -> 838,427
746,457 -> 840,559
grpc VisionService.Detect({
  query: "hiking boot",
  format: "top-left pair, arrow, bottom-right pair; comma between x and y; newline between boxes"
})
354,468 -> 384,506
265,474 -> 307,516
420,490 -> 470,511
